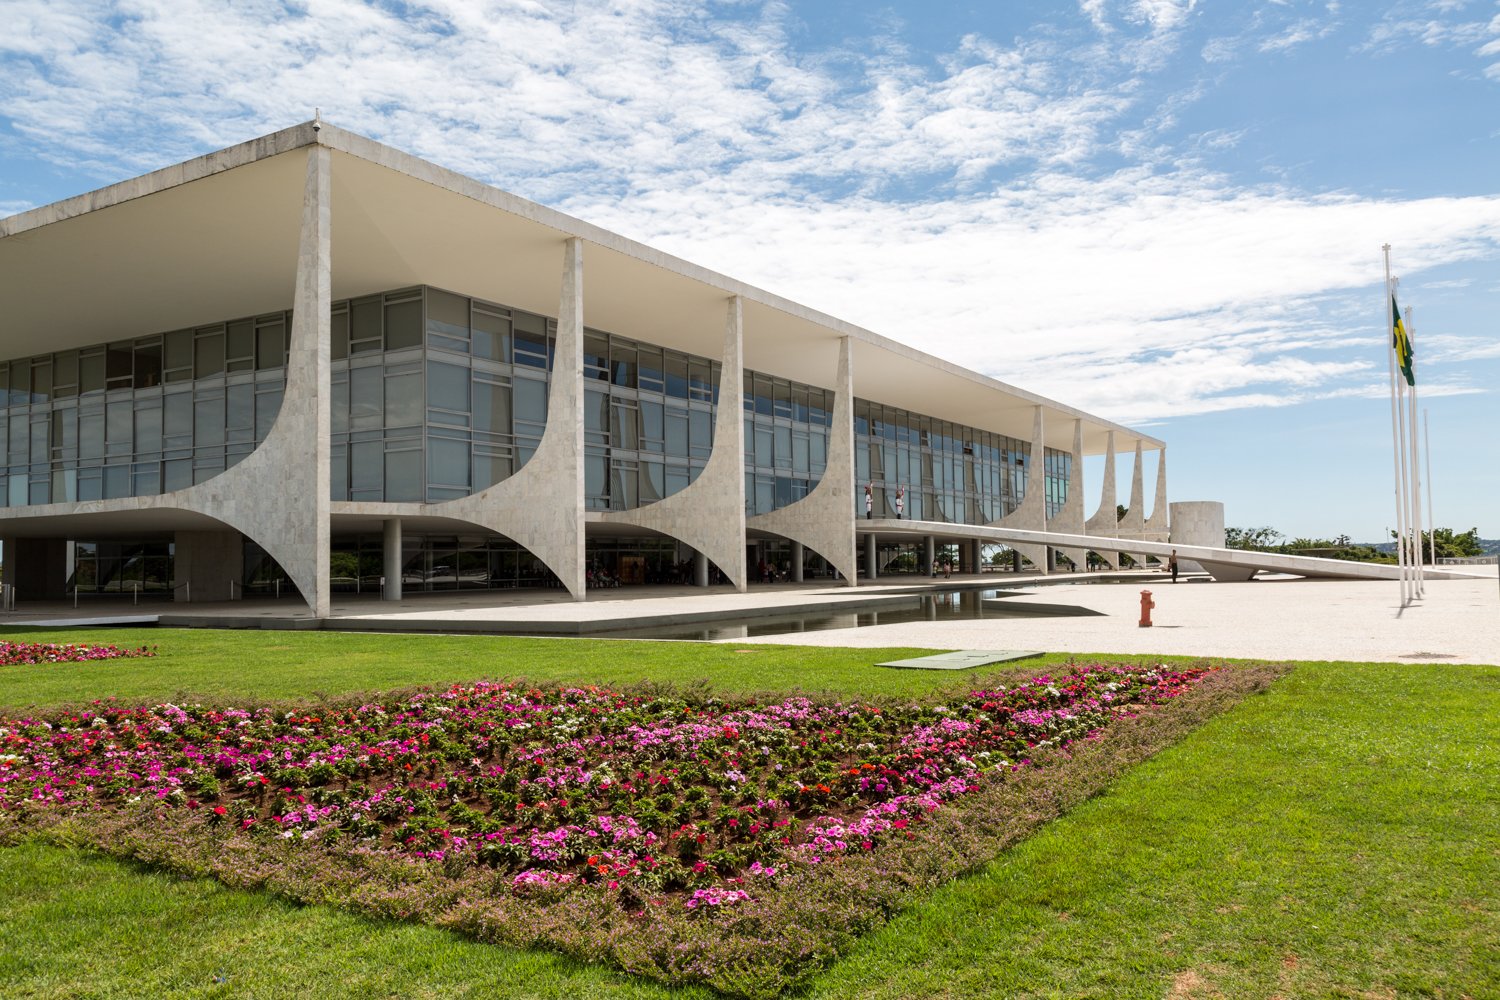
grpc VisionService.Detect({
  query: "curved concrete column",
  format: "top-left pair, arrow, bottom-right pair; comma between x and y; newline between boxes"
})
1084,429 -> 1120,570
173,144 -> 332,616
435,237 -> 586,599
1120,439 -> 1148,566
0,145 -> 335,615
600,295 -> 747,590
1048,418 -> 1088,571
748,335 -> 857,586
1144,447 -> 1169,542
989,405 -> 1047,572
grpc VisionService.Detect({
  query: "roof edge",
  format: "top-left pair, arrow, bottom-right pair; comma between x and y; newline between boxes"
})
0,122 -> 318,239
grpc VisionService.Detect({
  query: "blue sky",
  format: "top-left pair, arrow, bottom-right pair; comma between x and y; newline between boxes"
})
2,0 -> 1497,541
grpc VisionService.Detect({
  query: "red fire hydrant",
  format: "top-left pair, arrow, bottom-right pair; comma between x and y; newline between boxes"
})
1139,590 -> 1155,628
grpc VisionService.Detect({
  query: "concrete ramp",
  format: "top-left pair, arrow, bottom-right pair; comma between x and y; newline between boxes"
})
861,519 -> 1471,583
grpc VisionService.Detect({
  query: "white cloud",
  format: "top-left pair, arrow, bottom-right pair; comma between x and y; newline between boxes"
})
1,0 -> 1497,430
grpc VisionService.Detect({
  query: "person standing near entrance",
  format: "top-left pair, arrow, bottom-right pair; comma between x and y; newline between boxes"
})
895,486 -> 904,520
1168,549 -> 1179,584
864,483 -> 873,520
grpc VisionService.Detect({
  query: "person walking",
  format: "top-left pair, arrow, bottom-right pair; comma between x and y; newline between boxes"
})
1168,549 -> 1179,584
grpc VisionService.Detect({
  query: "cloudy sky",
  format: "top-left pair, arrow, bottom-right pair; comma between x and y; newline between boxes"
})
2,0 -> 1497,541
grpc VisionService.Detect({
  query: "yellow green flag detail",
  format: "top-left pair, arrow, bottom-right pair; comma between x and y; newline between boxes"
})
1391,294 -> 1415,386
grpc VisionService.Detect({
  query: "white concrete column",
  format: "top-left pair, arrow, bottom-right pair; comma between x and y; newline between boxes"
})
437,238 -> 586,599
790,541 -> 804,582
864,532 -> 877,580
171,143 -> 332,617
1144,447 -> 1169,542
1121,439 -> 1148,566
694,550 -> 709,587
923,535 -> 935,576
598,295 -> 747,590
1050,419 -> 1088,571
747,335 -> 858,586
972,539 -> 983,575
382,518 -> 402,600
991,405 -> 1047,572
1084,430 -> 1120,570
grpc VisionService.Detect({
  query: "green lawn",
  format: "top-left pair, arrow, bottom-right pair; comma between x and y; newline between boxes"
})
1,628 -> 1495,998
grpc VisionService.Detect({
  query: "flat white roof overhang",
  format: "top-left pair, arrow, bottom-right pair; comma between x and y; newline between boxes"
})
1,122 -> 1162,455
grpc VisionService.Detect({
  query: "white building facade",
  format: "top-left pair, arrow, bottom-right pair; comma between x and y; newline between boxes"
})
0,122 -> 1168,615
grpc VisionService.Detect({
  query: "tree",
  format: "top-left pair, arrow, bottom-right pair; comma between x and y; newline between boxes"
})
1423,527 -> 1483,561
1225,526 -> 1283,551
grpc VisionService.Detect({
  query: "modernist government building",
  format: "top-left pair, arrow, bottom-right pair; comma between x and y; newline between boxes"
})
0,121 -> 1171,616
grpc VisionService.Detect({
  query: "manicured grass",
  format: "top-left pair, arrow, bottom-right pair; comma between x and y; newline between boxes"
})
0,626 -> 988,710
1,630 -> 1494,997
803,661 -> 1499,998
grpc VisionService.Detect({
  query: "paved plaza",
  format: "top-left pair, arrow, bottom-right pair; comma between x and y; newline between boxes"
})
5,568 -> 1496,666
728,574 -> 1500,666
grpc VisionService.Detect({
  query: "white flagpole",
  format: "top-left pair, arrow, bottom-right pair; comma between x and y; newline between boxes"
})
1424,409 -> 1435,559
1384,249 -> 1409,606
1405,305 -> 1424,597
1395,355 -> 1414,600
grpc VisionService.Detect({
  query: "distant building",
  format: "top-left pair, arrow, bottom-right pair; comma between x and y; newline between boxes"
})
0,122 -> 1166,614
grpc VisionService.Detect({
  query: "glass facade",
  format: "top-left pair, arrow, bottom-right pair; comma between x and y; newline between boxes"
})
583,326 -> 723,511
0,313 -> 289,505
743,372 -> 834,516
6,283 -> 1068,551
853,399 -> 1070,525
330,286 -> 554,503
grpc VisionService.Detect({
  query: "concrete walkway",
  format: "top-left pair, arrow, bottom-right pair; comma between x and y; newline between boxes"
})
2,570 -> 1495,665
730,575 -> 1500,666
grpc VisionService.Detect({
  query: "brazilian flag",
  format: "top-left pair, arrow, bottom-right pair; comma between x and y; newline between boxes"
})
1391,294 -> 1415,386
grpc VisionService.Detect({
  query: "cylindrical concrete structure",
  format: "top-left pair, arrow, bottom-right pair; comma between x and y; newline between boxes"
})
694,550 -> 709,587
790,541 -> 804,583
865,533 -> 877,580
1168,501 -> 1225,574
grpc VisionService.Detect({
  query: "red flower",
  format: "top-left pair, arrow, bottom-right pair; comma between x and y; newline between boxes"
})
213,805 -> 227,816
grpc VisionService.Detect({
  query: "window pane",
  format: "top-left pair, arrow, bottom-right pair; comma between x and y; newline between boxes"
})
386,372 -> 422,428
256,322 -> 285,369
350,366 -> 383,430
135,405 -> 162,453
472,451 -> 511,491
427,361 -> 471,413
350,298 -> 381,352
80,352 -> 105,394
474,381 -> 512,434
513,312 -> 548,368
227,384 -> 254,430
107,401 -> 133,448
332,310 -> 349,361
473,309 -> 510,362
195,333 -> 225,378
426,289 -> 470,345
384,448 -> 422,502
666,410 -> 688,456
427,437 -> 470,489
256,389 -> 282,440
195,396 -> 225,447
385,298 -> 423,350
350,441 -> 382,491
226,320 -> 254,364
514,377 -> 546,423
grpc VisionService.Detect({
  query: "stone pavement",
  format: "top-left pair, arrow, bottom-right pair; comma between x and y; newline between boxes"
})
728,574 -> 1500,666
3,570 -> 1495,665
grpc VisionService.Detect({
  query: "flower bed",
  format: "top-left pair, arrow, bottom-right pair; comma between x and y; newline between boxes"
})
0,641 -> 156,666
1,662 -> 1208,906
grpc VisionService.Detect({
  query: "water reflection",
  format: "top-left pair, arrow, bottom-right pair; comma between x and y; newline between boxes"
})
581,588 -> 1030,641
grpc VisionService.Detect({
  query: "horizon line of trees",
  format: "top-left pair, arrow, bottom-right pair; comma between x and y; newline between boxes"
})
1225,526 -> 1486,563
